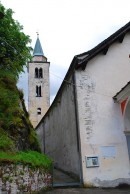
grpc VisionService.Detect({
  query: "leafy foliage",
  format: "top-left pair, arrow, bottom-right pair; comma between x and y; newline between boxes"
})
0,3 -> 47,170
0,71 -> 20,130
0,72 -> 41,152
0,3 -> 41,153
0,3 -> 32,79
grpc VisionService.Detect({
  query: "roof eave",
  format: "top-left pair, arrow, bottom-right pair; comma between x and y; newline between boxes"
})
76,21 -> 130,70
113,82 -> 130,103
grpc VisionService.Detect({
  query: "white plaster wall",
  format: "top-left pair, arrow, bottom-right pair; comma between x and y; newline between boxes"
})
75,33 -> 130,187
36,76 -> 80,178
28,61 -> 50,128
36,122 -> 45,152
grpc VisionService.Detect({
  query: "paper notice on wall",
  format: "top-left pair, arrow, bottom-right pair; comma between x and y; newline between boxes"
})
101,146 -> 116,158
85,156 -> 99,168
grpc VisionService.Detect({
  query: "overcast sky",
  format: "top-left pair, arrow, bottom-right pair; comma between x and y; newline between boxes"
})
1,0 -> 130,107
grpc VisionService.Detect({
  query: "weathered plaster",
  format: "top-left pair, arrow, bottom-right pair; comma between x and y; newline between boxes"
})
36,76 -> 80,179
75,33 -> 130,187
36,30 -> 130,188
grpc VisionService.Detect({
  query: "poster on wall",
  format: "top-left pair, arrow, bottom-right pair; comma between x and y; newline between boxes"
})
85,156 -> 99,168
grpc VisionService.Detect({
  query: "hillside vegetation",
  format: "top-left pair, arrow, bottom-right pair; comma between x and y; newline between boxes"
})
0,70 -> 40,152
0,3 -> 52,170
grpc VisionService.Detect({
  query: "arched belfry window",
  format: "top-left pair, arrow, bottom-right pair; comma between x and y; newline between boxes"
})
36,85 -> 42,97
35,68 -> 38,78
39,68 -> 43,78
35,68 -> 43,78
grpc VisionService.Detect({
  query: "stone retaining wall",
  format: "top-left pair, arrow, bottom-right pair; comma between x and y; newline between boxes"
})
0,162 -> 52,193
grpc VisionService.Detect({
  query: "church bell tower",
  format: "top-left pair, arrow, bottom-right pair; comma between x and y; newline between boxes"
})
28,35 -> 50,128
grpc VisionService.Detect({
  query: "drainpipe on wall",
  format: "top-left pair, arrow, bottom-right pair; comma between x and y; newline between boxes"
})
72,70 -> 83,185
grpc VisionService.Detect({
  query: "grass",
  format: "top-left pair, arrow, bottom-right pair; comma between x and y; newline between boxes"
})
0,151 -> 53,171
0,74 -> 41,152
0,73 -> 51,172
0,128 -> 15,152
0,134 -> 14,150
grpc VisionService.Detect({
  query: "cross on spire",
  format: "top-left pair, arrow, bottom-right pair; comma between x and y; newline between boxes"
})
36,31 -> 39,37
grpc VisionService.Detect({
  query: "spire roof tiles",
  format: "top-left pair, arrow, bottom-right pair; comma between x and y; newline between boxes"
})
33,36 -> 44,56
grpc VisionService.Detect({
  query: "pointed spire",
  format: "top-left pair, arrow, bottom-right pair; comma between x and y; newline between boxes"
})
33,33 -> 44,56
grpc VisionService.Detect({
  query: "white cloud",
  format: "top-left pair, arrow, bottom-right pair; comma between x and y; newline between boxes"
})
1,0 -> 130,107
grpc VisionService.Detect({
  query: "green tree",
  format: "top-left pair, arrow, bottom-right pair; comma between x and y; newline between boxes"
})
0,3 -> 32,79
0,3 -> 41,152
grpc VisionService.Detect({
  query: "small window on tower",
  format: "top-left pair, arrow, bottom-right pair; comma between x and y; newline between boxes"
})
36,85 -> 38,96
37,108 -> 41,115
35,68 -> 38,78
39,68 -> 43,78
36,85 -> 42,97
39,86 -> 41,97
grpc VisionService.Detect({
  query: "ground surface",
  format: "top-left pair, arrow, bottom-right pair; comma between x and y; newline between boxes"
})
43,169 -> 130,193
43,188 -> 130,194
53,168 -> 77,184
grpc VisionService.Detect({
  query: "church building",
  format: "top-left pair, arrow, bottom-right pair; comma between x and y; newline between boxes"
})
36,22 -> 130,187
28,35 -> 50,127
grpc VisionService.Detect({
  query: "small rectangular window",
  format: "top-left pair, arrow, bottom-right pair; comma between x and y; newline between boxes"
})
37,108 -> 41,115
36,85 -> 41,97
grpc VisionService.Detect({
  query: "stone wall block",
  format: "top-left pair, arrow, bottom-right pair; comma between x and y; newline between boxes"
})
0,163 -> 52,193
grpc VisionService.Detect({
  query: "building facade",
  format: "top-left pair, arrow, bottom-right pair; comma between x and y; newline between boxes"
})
36,22 -> 130,187
28,36 -> 50,127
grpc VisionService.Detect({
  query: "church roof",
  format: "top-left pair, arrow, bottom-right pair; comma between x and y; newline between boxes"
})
36,21 -> 130,128
33,36 -> 44,56
75,21 -> 130,70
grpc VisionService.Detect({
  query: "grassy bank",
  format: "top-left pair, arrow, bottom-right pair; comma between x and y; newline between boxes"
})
0,150 -> 52,172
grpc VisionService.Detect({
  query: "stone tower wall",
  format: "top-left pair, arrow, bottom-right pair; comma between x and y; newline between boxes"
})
28,60 -> 50,128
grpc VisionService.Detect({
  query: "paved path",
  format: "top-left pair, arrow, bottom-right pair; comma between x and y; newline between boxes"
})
48,169 -> 130,193
43,188 -> 130,194
53,168 -> 80,187
41,188 -> 130,194
53,168 -> 77,184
